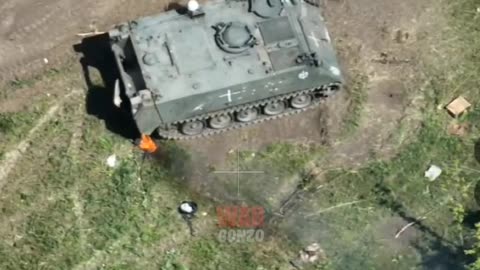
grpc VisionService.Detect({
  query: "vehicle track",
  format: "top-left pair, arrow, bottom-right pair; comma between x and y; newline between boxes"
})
158,85 -> 338,140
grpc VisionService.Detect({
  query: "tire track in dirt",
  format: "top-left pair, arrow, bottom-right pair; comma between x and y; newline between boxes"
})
66,102 -> 86,158
0,98 -> 87,245
67,102 -> 87,246
0,0 -> 109,82
0,89 -> 81,191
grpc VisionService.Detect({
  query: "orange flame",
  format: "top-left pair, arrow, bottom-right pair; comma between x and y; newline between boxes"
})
138,134 -> 158,153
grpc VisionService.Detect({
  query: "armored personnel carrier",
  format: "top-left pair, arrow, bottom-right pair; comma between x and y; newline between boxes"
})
109,0 -> 343,139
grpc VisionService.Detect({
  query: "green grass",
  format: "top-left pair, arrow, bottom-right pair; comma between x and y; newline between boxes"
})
250,143 -> 321,175
0,105 -> 49,159
306,117 -> 477,268
0,111 -> 42,134
0,56 -> 78,100
0,102 -> 294,269
6,68 -> 61,90
273,0 -> 480,268
0,114 -> 179,269
0,58 -> 83,159
0,67 -> 66,102
341,73 -> 368,136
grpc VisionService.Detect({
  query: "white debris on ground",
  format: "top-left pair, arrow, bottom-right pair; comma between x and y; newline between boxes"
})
425,165 -> 442,181
43,58 -> 49,64
106,154 -> 117,168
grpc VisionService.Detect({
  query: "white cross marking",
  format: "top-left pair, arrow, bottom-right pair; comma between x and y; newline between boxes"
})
308,31 -> 321,47
193,104 -> 204,111
219,89 -> 241,103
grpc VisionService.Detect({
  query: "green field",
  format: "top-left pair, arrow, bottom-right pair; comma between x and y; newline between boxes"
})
0,0 -> 479,269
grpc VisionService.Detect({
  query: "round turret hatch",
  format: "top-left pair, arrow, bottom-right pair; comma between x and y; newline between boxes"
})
223,23 -> 251,47
214,22 -> 256,53
143,53 -> 158,66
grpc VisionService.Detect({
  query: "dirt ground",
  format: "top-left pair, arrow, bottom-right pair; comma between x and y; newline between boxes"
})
0,0 -> 174,84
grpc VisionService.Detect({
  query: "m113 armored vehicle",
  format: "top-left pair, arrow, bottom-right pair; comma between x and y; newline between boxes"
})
109,0 -> 343,139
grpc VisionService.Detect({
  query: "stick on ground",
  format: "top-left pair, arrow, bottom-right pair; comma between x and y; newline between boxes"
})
305,200 -> 366,217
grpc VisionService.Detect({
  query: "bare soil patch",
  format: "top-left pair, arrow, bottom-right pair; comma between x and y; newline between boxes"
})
0,0 -> 172,84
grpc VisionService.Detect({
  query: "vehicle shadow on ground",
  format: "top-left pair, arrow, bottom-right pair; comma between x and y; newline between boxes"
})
374,183 -> 471,270
73,34 -> 140,141
165,2 -> 188,14
474,139 -> 480,165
